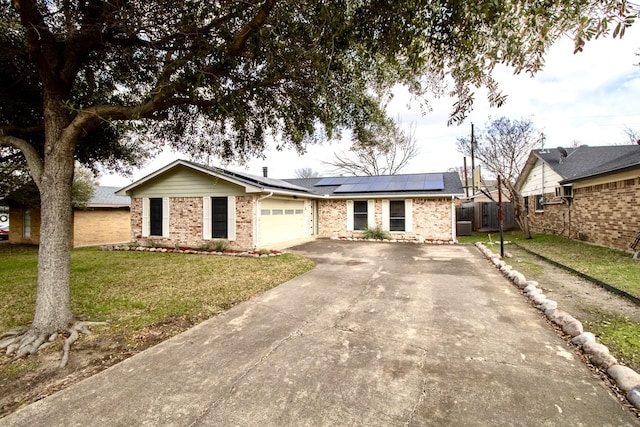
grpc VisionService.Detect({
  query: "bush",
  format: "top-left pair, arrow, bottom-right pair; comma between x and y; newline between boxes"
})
199,240 -> 229,252
361,225 -> 390,241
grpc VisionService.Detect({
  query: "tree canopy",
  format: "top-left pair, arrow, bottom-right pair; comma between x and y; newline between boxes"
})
0,0 -> 637,364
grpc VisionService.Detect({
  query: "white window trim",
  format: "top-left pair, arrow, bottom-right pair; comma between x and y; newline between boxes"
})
142,197 -> 169,238
227,196 -> 236,241
405,199 -> 413,232
162,197 -> 170,238
346,200 -> 354,231
202,196 -> 212,240
367,200 -> 375,228
384,199 -> 411,232
381,200 -> 390,231
142,198 -> 150,237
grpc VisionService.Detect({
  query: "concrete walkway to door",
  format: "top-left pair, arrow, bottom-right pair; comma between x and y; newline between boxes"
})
1,241 -> 638,426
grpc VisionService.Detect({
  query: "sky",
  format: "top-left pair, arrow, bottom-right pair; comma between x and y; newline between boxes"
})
100,27 -> 640,187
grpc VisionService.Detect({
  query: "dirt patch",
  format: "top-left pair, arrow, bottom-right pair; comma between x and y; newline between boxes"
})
0,315 -> 200,419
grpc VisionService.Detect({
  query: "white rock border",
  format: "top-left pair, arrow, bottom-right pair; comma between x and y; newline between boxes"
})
99,245 -> 282,258
475,242 -> 640,410
330,236 -> 455,245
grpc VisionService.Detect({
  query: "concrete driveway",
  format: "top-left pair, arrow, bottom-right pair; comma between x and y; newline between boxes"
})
1,241 -> 638,426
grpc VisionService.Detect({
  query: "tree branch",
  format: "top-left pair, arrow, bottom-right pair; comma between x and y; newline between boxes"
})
226,0 -> 279,57
0,134 -> 43,187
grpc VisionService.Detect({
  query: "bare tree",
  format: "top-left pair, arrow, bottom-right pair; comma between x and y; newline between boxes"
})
295,168 -> 321,178
325,122 -> 419,176
622,126 -> 640,145
457,117 -> 540,238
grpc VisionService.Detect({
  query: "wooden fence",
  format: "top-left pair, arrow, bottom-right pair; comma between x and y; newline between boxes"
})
456,202 -> 518,232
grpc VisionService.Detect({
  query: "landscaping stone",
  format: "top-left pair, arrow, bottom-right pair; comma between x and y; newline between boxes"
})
530,293 -> 547,305
540,300 -> 558,312
550,310 -> 575,327
571,332 -> 596,346
523,284 -> 539,295
627,385 -> 640,409
607,365 -> 640,392
562,319 -> 584,337
590,353 -> 618,370
582,341 -> 610,356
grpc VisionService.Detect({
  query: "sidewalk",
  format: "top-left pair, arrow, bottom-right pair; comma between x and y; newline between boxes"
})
1,241 -> 637,426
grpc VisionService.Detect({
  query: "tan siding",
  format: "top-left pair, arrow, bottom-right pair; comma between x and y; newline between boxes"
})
129,166 -> 246,198
520,160 -> 563,197
73,208 -> 130,247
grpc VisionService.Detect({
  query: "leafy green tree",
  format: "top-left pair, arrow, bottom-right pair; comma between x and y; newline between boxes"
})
0,0 -> 637,364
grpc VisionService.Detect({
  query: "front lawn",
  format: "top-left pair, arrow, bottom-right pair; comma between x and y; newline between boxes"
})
0,244 -> 315,343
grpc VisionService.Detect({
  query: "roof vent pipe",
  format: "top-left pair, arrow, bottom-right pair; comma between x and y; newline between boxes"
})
262,167 -> 268,178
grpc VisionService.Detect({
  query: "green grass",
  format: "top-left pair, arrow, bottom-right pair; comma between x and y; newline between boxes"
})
0,245 -> 314,343
585,310 -> 640,370
459,231 -> 640,299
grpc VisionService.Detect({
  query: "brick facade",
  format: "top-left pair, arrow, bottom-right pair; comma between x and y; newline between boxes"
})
9,206 -> 128,247
130,196 -> 257,250
526,177 -> 640,252
317,198 -> 454,241
73,208 -> 130,246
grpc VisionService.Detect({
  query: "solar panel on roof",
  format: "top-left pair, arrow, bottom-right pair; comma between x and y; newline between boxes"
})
326,173 -> 447,193
316,177 -> 349,186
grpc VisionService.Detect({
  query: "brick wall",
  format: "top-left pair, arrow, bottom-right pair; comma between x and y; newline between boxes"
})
73,208 -> 130,247
412,198 -> 454,241
317,198 -> 454,241
130,196 -> 256,250
526,177 -> 640,252
8,207 -> 40,245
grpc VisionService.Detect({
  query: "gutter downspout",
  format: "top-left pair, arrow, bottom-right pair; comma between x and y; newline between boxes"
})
255,192 -> 273,248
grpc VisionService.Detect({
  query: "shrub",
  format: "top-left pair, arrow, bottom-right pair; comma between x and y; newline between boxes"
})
362,225 -> 390,240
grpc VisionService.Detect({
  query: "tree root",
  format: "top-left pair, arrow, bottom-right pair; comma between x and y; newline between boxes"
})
1,321 -> 107,368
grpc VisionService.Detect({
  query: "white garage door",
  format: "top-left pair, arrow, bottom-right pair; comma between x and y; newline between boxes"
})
259,199 -> 306,248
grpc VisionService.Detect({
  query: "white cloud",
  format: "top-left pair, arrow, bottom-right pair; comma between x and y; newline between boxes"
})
100,27 -> 640,185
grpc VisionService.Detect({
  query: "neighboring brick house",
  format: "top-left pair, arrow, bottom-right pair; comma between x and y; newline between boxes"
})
515,145 -> 640,252
116,160 -> 464,250
8,186 -> 130,247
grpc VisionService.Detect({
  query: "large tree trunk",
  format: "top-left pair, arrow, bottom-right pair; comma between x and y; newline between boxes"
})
31,98 -> 76,334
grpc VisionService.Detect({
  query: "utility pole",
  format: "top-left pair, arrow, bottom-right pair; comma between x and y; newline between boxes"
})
498,175 -> 504,257
463,157 -> 469,198
470,123 -> 476,196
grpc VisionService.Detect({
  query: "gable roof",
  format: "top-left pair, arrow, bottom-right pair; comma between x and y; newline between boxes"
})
117,160 -> 464,199
88,186 -> 130,207
516,145 -> 640,189
116,160 -> 312,197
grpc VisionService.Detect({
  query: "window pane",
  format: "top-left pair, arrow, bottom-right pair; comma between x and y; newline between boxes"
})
212,197 -> 228,238
354,200 -> 367,213
389,200 -> 405,217
390,219 -> 405,231
149,198 -> 163,236
285,209 -> 294,215
353,200 -> 368,230
354,215 -> 368,230
389,200 -> 405,231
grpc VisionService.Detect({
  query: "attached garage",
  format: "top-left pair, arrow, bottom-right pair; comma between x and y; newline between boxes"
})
258,198 -> 306,248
